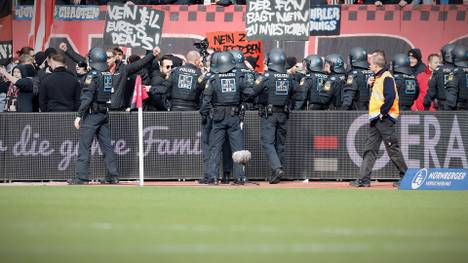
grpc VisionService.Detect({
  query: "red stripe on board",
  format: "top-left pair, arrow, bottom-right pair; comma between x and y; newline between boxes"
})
313,136 -> 338,150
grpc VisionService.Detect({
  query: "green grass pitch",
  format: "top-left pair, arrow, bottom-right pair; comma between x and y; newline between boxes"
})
0,186 -> 467,263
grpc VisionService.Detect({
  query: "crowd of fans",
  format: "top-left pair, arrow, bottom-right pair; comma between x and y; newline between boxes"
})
1,40 -> 466,113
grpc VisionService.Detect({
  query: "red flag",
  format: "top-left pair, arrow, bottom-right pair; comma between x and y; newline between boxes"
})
131,75 -> 149,109
28,0 -> 55,51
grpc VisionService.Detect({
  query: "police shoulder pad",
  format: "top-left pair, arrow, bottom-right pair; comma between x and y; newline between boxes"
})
255,75 -> 264,85
346,75 -> 354,85
84,75 -> 94,86
324,81 -> 332,91
448,73 -> 454,81
198,75 -> 204,84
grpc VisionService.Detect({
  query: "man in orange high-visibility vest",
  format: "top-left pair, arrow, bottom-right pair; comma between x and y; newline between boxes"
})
350,53 -> 408,188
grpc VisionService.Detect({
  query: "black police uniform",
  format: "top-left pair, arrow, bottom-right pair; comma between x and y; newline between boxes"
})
74,69 -> 119,183
320,73 -> 346,110
394,73 -> 419,111
200,66 -> 253,184
296,72 -> 328,110
166,63 -> 204,111
254,70 -> 298,183
347,47 -> 374,110
424,64 -> 456,110
446,46 -> 468,110
342,69 -> 373,110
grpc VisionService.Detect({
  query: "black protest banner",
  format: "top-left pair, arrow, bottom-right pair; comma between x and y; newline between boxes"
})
103,4 -> 164,50
0,41 -> 13,65
309,5 -> 341,36
246,0 -> 310,41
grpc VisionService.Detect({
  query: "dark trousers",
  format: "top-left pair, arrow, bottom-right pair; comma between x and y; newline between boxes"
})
207,114 -> 244,181
457,100 -> 468,110
357,101 -> 369,111
201,119 -> 233,180
260,112 -> 288,171
76,112 -> 119,180
359,118 -> 407,182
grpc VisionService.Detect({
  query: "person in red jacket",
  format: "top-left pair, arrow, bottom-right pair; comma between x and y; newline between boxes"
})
412,54 -> 441,111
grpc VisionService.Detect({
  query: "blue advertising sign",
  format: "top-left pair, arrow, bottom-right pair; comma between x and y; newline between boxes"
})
400,168 -> 468,190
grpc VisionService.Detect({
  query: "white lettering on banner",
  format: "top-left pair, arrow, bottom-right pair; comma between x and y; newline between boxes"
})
0,43 -> 12,60
15,6 -> 33,19
249,0 -> 271,12
443,116 -> 468,167
12,125 -> 54,157
57,6 -> 100,20
104,5 -> 163,49
107,4 -> 137,21
143,126 -> 201,156
346,114 -> 468,170
346,114 -> 389,170
424,115 -> 441,168
401,115 -> 420,168
310,7 -> 340,20
0,140 -> 7,152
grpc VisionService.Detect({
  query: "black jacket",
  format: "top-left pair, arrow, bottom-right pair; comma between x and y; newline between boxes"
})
39,66 -> 81,112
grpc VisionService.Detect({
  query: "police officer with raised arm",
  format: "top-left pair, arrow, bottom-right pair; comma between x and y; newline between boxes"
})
392,54 -> 419,111
69,48 -> 119,185
296,55 -> 328,110
199,52 -> 254,185
253,48 -> 301,184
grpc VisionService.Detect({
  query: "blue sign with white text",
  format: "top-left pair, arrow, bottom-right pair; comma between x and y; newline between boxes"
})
400,168 -> 468,190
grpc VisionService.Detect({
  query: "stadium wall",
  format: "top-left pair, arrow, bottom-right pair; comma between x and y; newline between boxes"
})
0,112 -> 467,181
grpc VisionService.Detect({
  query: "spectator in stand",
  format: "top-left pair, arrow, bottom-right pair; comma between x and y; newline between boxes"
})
412,53 -> 441,111
76,60 -> 89,87
124,54 -> 152,110
0,64 -> 35,112
39,54 -> 81,112
146,54 -> 173,111
408,48 -> 426,76
113,47 -> 125,65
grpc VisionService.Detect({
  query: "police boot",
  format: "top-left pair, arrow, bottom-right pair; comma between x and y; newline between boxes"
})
67,178 -> 89,185
99,176 -> 119,185
233,176 -> 246,186
349,179 -> 371,187
221,172 -> 230,184
269,168 -> 284,184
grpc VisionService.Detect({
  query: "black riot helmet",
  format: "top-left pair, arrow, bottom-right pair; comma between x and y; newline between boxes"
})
229,50 -> 247,69
88,48 -> 108,71
303,55 -> 323,73
441,43 -> 456,64
210,52 -> 220,74
451,45 -> 468,67
325,54 -> 346,74
349,47 -> 369,69
392,54 -> 413,75
216,52 -> 236,73
267,48 -> 286,73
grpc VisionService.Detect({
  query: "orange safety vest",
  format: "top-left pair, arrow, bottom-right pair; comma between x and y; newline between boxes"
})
369,71 -> 399,120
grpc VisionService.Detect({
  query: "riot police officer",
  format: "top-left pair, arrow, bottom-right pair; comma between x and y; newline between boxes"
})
392,54 -> 420,111
165,51 -> 204,111
423,44 -> 456,110
345,47 -> 374,110
230,50 -> 256,110
320,54 -> 346,110
446,45 -> 468,110
253,48 -> 300,184
200,52 -> 254,185
295,55 -> 328,110
69,48 -> 119,185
